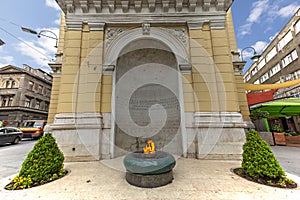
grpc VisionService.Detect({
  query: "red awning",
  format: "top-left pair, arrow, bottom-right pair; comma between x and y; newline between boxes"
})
247,89 -> 277,106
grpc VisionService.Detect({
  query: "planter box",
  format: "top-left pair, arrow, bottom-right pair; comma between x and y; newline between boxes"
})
258,132 -> 274,146
273,132 -> 286,146
285,136 -> 300,147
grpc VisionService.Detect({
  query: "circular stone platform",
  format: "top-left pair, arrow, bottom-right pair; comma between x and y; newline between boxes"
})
123,151 -> 176,188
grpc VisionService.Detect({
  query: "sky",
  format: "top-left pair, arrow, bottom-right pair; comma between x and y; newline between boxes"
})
0,0 -> 300,73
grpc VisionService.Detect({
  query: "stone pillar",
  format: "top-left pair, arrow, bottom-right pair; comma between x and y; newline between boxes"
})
48,22 -> 105,161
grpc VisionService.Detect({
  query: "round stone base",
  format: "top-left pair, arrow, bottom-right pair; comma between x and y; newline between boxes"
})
125,170 -> 173,188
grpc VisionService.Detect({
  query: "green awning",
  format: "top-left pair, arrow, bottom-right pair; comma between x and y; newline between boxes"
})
250,98 -> 300,117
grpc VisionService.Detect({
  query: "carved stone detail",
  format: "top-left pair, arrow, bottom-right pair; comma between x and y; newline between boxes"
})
189,0 -> 197,12
93,0 -> 102,13
105,28 -> 128,47
203,0 -> 211,11
142,23 -> 151,35
175,0 -> 183,12
165,28 -> 187,46
121,1 -> 129,13
134,0 -> 142,12
79,0 -> 88,13
107,0 -> 115,12
162,0 -> 169,12
148,0 -> 156,12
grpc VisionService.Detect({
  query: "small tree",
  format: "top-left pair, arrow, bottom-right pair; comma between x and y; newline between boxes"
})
5,133 -> 66,190
242,130 -> 285,179
249,109 -> 269,131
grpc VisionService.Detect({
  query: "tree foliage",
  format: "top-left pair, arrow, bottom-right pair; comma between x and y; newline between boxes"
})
242,130 -> 285,179
5,133 -> 66,190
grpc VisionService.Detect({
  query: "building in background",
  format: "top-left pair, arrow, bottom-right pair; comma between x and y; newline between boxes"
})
243,8 -> 300,134
0,64 -> 52,127
243,8 -> 300,99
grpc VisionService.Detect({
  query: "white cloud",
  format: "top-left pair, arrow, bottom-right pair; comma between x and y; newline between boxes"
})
247,0 -> 269,23
278,4 -> 300,18
0,55 -> 14,67
238,0 -> 270,36
45,0 -> 60,10
252,41 -> 268,53
269,31 -> 279,41
15,37 -> 55,70
240,41 -> 268,60
54,18 -> 61,26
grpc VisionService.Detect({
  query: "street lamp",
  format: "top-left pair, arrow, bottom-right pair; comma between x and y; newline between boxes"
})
21,27 -> 58,48
240,46 -> 261,62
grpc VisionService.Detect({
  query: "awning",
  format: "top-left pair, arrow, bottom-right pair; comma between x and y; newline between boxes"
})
250,98 -> 300,117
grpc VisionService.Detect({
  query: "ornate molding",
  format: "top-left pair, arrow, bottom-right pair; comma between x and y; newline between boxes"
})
57,0 -> 233,14
142,23 -> 150,35
179,64 -> 192,74
102,65 -> 115,75
104,27 -> 189,66
105,28 -> 128,47
164,28 -> 187,46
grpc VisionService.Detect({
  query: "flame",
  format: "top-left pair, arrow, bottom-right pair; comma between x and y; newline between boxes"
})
143,140 -> 155,154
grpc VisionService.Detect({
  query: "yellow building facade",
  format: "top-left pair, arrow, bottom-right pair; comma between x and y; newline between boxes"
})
48,0 -> 250,161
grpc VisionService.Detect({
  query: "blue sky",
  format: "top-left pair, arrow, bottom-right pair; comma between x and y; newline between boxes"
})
0,0 -> 299,73
232,0 -> 300,73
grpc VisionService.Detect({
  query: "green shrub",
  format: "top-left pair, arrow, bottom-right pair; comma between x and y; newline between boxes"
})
242,130 -> 285,179
5,133 -> 66,189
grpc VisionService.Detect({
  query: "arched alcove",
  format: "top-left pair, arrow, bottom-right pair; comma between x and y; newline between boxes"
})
112,38 -> 184,157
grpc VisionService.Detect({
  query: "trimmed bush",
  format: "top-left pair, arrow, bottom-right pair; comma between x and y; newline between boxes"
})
242,130 -> 285,179
5,133 -> 66,190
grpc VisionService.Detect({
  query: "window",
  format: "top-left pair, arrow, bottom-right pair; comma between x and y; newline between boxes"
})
1,96 -> 7,107
46,88 -> 51,97
282,49 -> 298,68
25,98 -> 31,107
35,100 -> 40,109
5,81 -> 11,88
257,59 -> 266,70
28,81 -> 34,91
269,63 -> 281,77
246,74 -> 251,82
251,68 -> 258,76
34,84 -> 38,91
266,47 -> 277,63
254,79 -> 260,84
44,102 -> 49,111
11,81 -> 16,88
260,72 -> 269,83
38,85 -> 43,94
7,96 -> 13,106
295,19 -> 300,35
277,31 -> 293,51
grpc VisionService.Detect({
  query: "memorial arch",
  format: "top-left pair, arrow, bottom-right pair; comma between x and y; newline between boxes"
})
48,0 -> 250,162
104,28 -> 190,158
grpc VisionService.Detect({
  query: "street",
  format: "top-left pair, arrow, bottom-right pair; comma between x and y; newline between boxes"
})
0,141 -> 299,180
0,139 -> 36,179
271,146 -> 300,176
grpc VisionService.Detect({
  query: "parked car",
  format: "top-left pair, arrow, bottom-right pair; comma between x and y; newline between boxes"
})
20,120 -> 47,139
0,127 -> 23,145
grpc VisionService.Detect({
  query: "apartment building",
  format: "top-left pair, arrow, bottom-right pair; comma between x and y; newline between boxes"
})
0,64 -> 52,127
243,9 -> 300,98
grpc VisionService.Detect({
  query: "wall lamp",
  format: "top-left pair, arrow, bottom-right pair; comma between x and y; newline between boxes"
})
21,27 -> 58,48
240,46 -> 261,62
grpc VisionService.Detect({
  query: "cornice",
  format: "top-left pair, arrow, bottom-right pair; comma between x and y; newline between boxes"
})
57,0 -> 233,14
65,12 -> 227,30
57,0 -> 231,30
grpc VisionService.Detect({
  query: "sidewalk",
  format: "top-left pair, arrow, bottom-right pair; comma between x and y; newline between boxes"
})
1,158 -> 300,200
